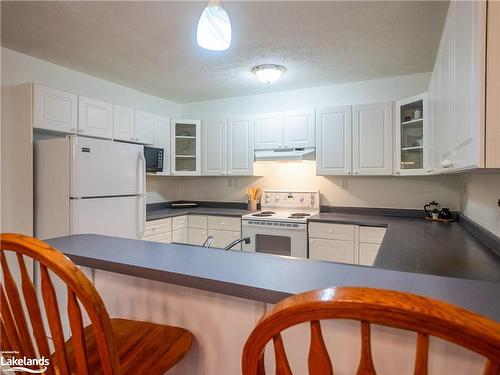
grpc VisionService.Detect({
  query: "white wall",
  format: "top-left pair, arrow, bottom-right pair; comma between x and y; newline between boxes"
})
151,162 -> 462,210
181,72 -> 431,117
461,173 -> 500,236
1,47 -> 181,117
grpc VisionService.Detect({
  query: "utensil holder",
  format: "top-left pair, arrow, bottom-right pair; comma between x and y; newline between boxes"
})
247,200 -> 257,211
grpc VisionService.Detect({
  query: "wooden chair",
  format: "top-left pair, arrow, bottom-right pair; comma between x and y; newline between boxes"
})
242,287 -> 500,375
0,233 -> 193,375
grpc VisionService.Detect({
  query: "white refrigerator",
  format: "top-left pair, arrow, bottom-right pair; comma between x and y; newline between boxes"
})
35,136 -> 146,240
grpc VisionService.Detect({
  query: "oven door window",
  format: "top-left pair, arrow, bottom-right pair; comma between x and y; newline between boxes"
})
255,234 -> 291,256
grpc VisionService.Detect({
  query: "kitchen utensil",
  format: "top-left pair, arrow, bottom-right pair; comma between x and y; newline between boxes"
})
247,200 -> 257,211
439,208 -> 453,220
432,209 -> 439,220
424,201 -> 439,217
246,187 -> 260,210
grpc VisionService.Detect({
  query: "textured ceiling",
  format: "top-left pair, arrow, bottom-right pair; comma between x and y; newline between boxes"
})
1,1 -> 448,103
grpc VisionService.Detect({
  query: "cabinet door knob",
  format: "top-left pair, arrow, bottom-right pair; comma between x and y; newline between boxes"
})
222,172 -> 226,175
353,170 -> 358,175
346,169 -> 350,175
228,171 -> 231,175
70,128 -> 77,132
395,171 -> 400,175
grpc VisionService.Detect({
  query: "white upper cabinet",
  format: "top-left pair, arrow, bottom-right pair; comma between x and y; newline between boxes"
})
352,102 -> 393,175
171,119 -> 201,175
113,105 -> 135,142
428,0 -> 488,172
254,112 -> 284,150
450,0 -> 484,170
78,96 -> 113,139
430,8 -> 454,172
202,117 -> 227,176
283,110 -> 315,148
395,94 -> 430,176
134,110 -> 155,145
255,110 -> 314,150
201,115 -> 255,176
227,114 -> 254,176
33,84 -> 77,133
153,115 -> 171,175
315,106 -> 352,175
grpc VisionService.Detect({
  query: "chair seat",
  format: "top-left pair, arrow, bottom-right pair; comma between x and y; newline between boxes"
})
60,318 -> 193,375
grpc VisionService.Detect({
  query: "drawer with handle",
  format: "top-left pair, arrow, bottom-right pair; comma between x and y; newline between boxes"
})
144,218 -> 171,237
308,223 -> 354,241
143,231 -> 172,244
207,216 -> 241,232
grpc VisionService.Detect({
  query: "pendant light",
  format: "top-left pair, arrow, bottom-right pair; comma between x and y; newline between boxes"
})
251,64 -> 286,84
197,1 -> 231,51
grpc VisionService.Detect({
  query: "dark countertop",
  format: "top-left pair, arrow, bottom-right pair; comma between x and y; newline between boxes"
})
309,213 -> 500,282
46,234 -> 500,322
147,207 -> 253,221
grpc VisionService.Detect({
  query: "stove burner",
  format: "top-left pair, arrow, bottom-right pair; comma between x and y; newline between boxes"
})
290,213 -> 311,217
252,213 -> 273,217
260,211 -> 276,215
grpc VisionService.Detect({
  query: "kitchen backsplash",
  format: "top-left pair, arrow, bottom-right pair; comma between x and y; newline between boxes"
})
147,161 -> 462,210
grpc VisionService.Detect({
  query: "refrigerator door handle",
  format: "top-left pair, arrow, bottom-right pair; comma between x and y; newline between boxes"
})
139,151 -> 146,195
138,150 -> 146,239
138,194 -> 145,239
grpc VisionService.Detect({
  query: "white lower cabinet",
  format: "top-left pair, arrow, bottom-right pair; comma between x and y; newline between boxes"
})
308,223 -> 386,266
190,215 -> 242,249
188,228 -> 208,246
309,238 -> 355,264
172,228 -> 188,243
358,243 -> 380,266
143,218 -> 172,243
208,229 -> 241,250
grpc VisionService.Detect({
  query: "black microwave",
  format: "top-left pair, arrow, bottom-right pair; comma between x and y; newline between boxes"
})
143,146 -> 164,173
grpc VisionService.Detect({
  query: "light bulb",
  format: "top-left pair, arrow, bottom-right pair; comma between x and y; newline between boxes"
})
197,3 -> 231,51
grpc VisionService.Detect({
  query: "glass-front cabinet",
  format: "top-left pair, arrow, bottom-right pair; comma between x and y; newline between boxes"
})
395,94 -> 430,175
171,119 -> 201,175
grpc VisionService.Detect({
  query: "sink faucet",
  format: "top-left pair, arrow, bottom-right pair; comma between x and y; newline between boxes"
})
202,236 -> 214,248
224,237 -> 251,251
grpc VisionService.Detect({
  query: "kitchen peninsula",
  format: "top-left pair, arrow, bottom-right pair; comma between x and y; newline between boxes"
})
47,233 -> 500,375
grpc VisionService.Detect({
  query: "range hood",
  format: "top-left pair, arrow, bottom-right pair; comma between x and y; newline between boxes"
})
254,147 -> 315,161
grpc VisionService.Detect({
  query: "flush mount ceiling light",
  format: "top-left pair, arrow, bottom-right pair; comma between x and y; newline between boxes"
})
251,64 -> 286,84
197,1 -> 231,51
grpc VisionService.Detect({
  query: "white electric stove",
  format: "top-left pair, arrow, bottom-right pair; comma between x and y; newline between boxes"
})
242,190 -> 320,258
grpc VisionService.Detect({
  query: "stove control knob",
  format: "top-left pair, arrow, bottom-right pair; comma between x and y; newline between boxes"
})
275,196 -> 280,202
299,196 -> 305,202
